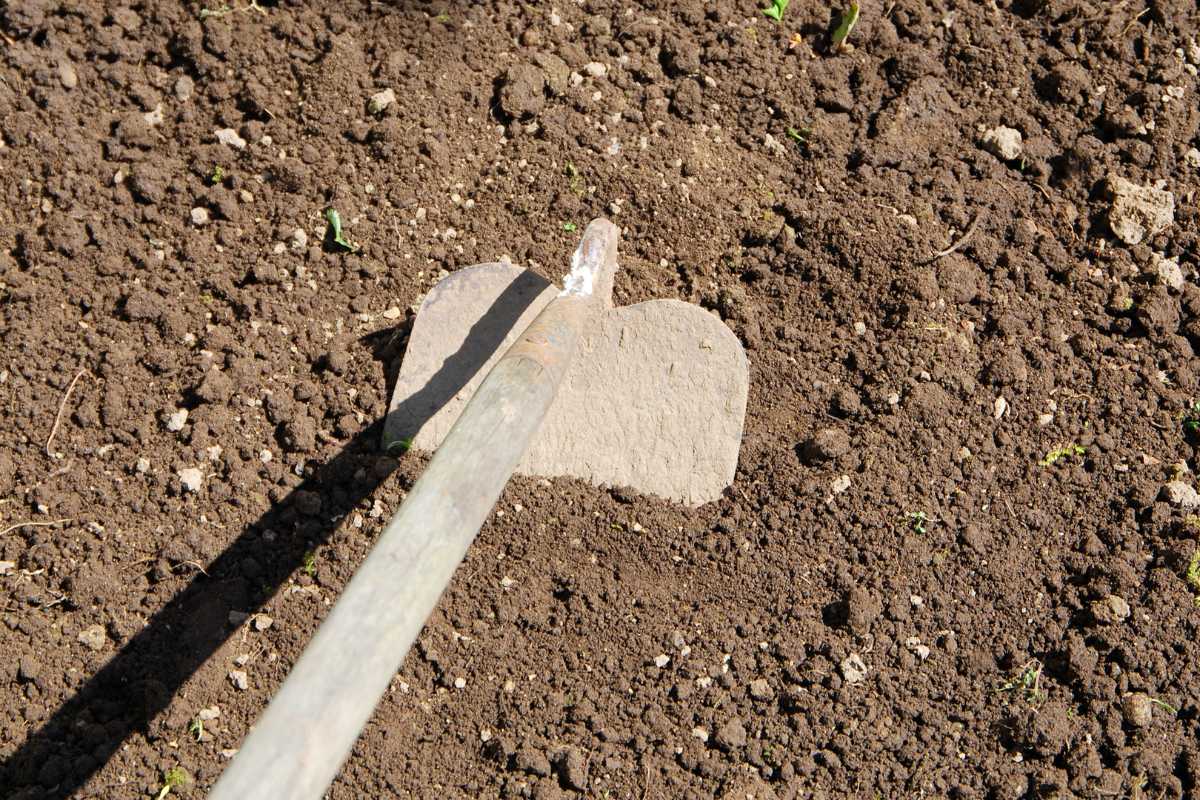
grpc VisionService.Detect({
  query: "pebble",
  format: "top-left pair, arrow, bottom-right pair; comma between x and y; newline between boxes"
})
1186,148 -> 1200,168
831,475 -> 851,495
1090,594 -> 1131,625
174,75 -> 194,101
290,228 -> 308,250
584,61 -> 608,78
1122,692 -> 1153,728
382,306 -> 402,320
190,207 -> 210,226
1105,175 -> 1175,245
1163,480 -> 1200,509
253,615 -> 274,631
368,87 -> 396,114
178,468 -> 204,493
841,653 -> 868,684
653,654 -> 670,668
229,670 -> 249,691
215,127 -> 247,150
136,457 -> 151,473
993,396 -> 1008,419
198,706 -> 221,721
165,408 -> 188,432
77,624 -> 107,651
981,125 -> 1023,160
453,677 -> 467,689
691,726 -> 709,742
58,60 -> 78,89
1152,252 -> 1184,290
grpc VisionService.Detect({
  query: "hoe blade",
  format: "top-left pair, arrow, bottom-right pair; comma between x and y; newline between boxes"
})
384,262 -> 748,507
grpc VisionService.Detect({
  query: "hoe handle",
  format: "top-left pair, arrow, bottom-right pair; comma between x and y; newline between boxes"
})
208,219 -> 619,800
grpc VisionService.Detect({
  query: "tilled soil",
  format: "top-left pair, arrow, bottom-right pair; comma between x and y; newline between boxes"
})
2,1 -> 1200,798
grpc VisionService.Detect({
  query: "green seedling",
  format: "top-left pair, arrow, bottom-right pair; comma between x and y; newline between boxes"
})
1186,548 -> 1200,605
433,12 -> 451,23
188,717 -> 204,742
155,767 -> 190,800
1182,401 -> 1200,435
905,511 -> 928,535
762,0 -> 790,21
302,550 -> 317,577
324,208 -> 358,252
832,2 -> 861,51
564,162 -> 583,195
562,221 -> 578,233
210,165 -> 225,185
787,126 -> 812,144
1149,697 -> 1178,715
1040,444 -> 1085,467
999,659 -> 1043,704
395,436 -> 414,453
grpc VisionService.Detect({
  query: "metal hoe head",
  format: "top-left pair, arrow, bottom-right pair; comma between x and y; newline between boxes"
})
384,221 -> 749,506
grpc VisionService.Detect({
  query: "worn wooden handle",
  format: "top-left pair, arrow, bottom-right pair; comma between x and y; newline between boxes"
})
208,219 -> 619,800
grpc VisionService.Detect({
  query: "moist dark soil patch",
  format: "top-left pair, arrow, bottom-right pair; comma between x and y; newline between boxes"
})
2,1 -> 1200,798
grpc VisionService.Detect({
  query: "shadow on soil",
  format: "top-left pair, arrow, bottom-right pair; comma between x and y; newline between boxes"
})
2,325 -> 410,798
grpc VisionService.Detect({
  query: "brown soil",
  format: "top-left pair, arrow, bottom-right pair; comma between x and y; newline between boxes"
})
2,1 -> 1200,798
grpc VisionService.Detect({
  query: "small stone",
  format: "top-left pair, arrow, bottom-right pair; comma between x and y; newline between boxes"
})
174,75 -> 194,101
1104,175 -> 1175,245
178,468 -> 204,493
1163,480 -> 1200,509
215,127 -> 247,150
993,396 -> 1008,419
198,706 -> 221,721
368,87 -> 396,114
1152,252 -> 1184,290
583,61 -> 608,78
748,678 -> 774,701
453,677 -> 467,689
981,125 -> 1023,160
653,654 -> 670,668
714,717 -> 748,750
190,207 -> 210,226
77,624 -> 107,651
58,60 -> 78,89
831,475 -> 851,495
143,104 -> 164,127
382,307 -> 402,320
691,726 -> 709,742
253,615 -> 274,631
1185,148 -> 1200,168
229,670 -> 249,690
164,408 -> 188,431
1122,692 -> 1153,728
1090,594 -> 1131,625
290,228 -> 308,250
840,653 -> 868,684
136,457 -> 151,473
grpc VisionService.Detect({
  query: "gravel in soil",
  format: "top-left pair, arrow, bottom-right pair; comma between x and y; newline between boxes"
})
2,1 -> 1200,799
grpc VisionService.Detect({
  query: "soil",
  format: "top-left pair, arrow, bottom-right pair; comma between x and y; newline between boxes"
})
2,1 -> 1200,799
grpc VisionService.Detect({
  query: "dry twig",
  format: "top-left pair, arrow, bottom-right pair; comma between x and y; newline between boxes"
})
923,213 -> 981,264
0,518 -> 72,536
45,370 -> 92,457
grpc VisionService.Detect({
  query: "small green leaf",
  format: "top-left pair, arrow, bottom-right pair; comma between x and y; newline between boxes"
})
210,165 -> 225,185
786,126 -> 811,144
832,2 -> 861,50
324,208 -> 357,252
762,0 -> 789,21
562,221 -> 577,232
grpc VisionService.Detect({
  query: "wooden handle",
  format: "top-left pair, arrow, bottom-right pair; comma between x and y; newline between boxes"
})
207,219 -> 619,800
